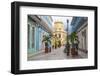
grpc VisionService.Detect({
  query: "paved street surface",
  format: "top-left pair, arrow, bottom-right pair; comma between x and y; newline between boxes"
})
28,46 -> 87,61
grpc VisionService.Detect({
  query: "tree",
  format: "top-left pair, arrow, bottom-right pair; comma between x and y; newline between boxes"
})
70,32 -> 78,56
42,35 -> 51,53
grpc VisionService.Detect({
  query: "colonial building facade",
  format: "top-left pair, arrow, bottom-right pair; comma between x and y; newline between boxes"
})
28,15 -> 53,58
52,21 -> 67,47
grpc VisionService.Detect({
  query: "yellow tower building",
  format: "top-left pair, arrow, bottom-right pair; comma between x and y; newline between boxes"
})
52,21 -> 67,48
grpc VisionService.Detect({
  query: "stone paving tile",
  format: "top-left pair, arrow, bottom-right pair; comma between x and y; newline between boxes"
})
28,46 -> 88,61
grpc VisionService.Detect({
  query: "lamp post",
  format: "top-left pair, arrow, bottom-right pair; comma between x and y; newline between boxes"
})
67,19 -> 69,44
66,19 -> 69,56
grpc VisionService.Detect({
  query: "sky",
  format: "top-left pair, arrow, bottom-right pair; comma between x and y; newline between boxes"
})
51,16 -> 73,34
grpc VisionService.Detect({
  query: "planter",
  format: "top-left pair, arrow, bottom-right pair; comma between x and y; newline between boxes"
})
45,47 -> 48,53
71,48 -> 76,57
71,48 -> 78,57
49,47 -> 51,52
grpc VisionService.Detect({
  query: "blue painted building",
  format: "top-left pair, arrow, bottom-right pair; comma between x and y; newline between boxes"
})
28,15 -> 53,56
70,17 -> 87,33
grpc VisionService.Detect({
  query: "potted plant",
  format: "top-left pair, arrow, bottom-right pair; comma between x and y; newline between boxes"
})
42,35 -> 51,53
70,32 -> 78,57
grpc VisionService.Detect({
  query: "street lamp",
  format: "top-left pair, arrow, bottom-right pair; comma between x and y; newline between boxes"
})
64,19 -> 69,54
66,19 -> 70,56
67,19 -> 69,44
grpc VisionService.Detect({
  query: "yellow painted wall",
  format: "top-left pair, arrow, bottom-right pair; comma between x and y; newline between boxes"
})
52,21 -> 67,47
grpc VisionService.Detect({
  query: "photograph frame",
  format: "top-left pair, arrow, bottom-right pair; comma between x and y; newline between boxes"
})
11,1 -> 98,74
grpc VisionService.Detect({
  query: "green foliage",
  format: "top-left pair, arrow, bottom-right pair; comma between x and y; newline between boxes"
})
42,35 -> 51,44
70,32 -> 77,44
